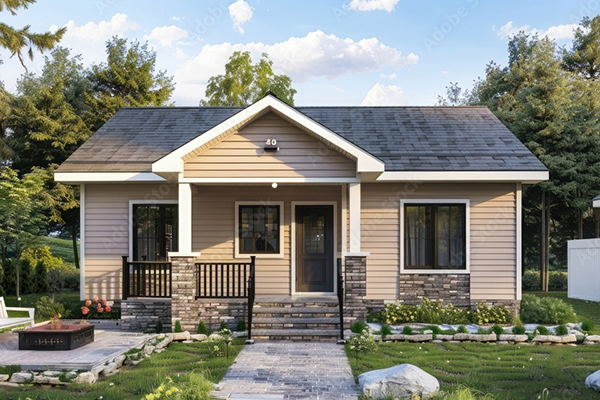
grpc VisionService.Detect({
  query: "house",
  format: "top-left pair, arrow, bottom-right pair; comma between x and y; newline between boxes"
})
55,94 -> 548,340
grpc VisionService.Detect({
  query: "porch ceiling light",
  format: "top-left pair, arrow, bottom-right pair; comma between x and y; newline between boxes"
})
272,182 -> 278,189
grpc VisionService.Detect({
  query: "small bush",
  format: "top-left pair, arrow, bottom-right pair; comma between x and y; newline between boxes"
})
174,320 -> 183,333
457,325 -> 469,334
220,321 -> 228,330
477,327 -> 492,334
535,325 -> 549,335
236,319 -> 246,332
155,320 -> 163,334
522,270 -> 541,291
35,296 -> 68,320
520,294 -> 575,324
425,325 -> 442,334
512,325 -> 526,334
470,302 -> 512,325
380,325 -> 392,338
197,321 -> 209,335
491,325 -> 504,336
555,324 -> 568,336
351,321 -> 368,334
581,320 -> 594,333
402,326 -> 412,334
367,311 -> 385,323
522,271 -> 568,291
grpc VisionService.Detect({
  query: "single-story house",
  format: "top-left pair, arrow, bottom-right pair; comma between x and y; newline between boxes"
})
55,94 -> 548,340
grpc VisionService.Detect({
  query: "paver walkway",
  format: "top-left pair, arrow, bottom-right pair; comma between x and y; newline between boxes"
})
213,342 -> 360,400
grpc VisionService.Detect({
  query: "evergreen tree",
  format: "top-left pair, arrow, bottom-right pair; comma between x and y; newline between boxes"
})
86,37 -> 174,130
201,51 -> 296,106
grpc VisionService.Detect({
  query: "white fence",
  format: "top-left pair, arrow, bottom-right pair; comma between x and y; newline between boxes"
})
568,238 -> 600,302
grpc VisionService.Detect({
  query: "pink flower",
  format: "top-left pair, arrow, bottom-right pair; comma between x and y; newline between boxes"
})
85,299 -> 92,306
101,299 -> 107,305
81,306 -> 89,315
93,296 -> 99,302
105,306 -> 112,313
97,306 -> 104,313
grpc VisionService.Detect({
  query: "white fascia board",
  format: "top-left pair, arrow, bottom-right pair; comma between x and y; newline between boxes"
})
593,199 -> 600,208
376,170 -> 549,183
54,172 -> 167,183
178,177 -> 360,184
152,95 -> 385,174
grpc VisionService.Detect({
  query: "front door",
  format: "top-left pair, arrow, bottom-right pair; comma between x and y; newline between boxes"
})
295,205 -> 334,292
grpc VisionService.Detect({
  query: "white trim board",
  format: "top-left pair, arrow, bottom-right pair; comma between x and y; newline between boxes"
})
55,172 -> 167,183
128,200 -> 180,261
153,95 -> 385,175
178,177 -> 360,184
399,199 -> 471,275
516,183 -> 522,301
291,201 -> 338,296
377,170 -> 548,183
234,201 -> 285,259
80,184 -> 85,301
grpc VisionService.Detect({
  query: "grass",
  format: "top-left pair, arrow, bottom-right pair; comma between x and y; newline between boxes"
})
526,291 -> 600,334
1,338 -> 245,400
39,236 -> 80,267
347,341 -> 600,399
4,291 -> 81,322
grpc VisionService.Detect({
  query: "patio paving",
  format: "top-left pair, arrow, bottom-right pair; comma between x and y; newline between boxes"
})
213,341 -> 360,400
0,327 -> 153,371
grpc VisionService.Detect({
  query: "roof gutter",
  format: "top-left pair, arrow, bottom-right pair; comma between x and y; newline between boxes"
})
54,172 -> 167,184
376,170 -> 549,184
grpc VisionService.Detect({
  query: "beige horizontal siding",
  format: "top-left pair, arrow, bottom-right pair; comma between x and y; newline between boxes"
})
184,113 -> 356,178
192,185 -> 342,295
361,183 -> 517,302
84,183 -> 178,300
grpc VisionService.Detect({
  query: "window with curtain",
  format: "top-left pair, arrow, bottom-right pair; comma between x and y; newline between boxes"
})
404,203 -> 466,270
132,204 -> 178,261
239,205 -> 280,254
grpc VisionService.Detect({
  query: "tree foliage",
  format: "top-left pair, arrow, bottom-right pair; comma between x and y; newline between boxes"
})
201,51 -> 296,106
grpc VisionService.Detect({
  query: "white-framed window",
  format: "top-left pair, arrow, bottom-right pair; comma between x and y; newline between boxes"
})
234,201 -> 285,258
400,199 -> 470,274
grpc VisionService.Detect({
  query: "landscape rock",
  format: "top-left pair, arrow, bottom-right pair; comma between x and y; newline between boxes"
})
585,369 -> 600,392
209,333 -> 222,340
144,345 -> 156,355
171,331 -> 191,341
358,364 -> 440,399
233,331 -> 247,338
114,355 -> 126,368
453,333 -> 470,341
468,334 -> 497,342
42,371 -> 62,377
65,371 -> 78,381
91,364 -> 105,378
73,372 -> 96,385
406,334 -> 433,342
9,372 -> 33,384
33,375 -> 62,385
560,334 -> 577,343
436,335 -> 454,341
498,335 -> 528,342
586,335 -> 600,342
103,362 -> 118,375
0,374 -> 8,382
190,334 -> 208,342
156,337 -> 171,349
532,335 -> 562,343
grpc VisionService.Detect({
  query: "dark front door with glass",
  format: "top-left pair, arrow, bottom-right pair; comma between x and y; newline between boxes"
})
295,205 -> 334,292
132,204 -> 178,261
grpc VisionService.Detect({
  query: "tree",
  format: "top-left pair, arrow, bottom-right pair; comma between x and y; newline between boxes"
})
564,16 -> 600,80
201,51 -> 296,106
0,0 -> 65,71
0,83 -> 14,162
86,37 -> 174,130
436,82 -> 470,106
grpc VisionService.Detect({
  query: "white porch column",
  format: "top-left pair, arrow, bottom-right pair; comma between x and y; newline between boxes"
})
178,183 -> 193,254
349,182 -> 361,253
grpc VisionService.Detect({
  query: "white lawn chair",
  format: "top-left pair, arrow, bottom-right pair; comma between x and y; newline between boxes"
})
0,297 -> 35,329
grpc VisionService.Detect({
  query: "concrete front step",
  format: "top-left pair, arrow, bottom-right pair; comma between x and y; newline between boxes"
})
252,317 -> 340,324
252,328 -> 342,341
252,306 -> 339,315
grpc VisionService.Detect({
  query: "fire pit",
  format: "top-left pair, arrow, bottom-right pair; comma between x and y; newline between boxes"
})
18,324 -> 94,351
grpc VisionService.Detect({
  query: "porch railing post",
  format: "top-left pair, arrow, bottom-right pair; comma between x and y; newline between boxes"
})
247,256 -> 256,341
337,257 -> 344,341
122,256 -> 129,300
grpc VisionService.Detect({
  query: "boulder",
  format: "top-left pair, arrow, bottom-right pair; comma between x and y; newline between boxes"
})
144,345 -> 156,355
436,335 -> 454,341
0,374 -> 9,382
209,333 -> 222,341
103,362 -> 118,375
9,372 -> 33,384
453,333 -> 470,341
358,364 -> 439,399
156,337 -> 171,349
114,355 -> 126,368
190,334 -> 208,342
73,372 -> 96,385
586,335 -> 600,342
586,369 -> 600,392
33,374 -> 62,385
42,371 -> 62,377
171,331 -> 191,341
498,334 -> 528,342
405,334 -> 433,342
91,364 -> 105,378
468,334 -> 497,342
233,331 -> 247,338
560,334 -> 577,344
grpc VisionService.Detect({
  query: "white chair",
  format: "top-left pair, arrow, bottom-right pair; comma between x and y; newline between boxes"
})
0,297 -> 35,330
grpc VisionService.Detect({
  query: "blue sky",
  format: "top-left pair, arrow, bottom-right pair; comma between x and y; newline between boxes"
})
0,0 -> 594,106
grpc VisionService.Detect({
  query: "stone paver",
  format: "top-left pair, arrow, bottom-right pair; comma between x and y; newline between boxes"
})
213,342 -> 359,400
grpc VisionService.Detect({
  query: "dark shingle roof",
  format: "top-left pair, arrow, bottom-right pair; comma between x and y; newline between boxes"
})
57,106 -> 547,172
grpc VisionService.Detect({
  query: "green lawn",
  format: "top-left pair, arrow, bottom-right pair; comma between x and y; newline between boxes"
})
526,291 -> 600,334
1,338 -> 245,400
40,236 -> 80,267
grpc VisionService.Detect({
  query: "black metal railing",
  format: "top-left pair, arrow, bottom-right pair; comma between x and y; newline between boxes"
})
122,256 -> 172,299
337,257 -> 344,341
195,257 -> 256,299
247,258 -> 256,341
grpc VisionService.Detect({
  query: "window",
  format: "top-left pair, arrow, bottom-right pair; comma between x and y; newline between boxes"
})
404,203 -> 466,270
132,204 -> 178,261
238,205 -> 281,254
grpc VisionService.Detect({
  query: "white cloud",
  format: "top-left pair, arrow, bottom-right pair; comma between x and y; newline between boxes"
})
171,16 -> 181,21
441,70 -> 449,75
229,0 -> 254,33
379,72 -> 397,79
174,48 -> 189,60
498,20 -> 579,40
360,83 -> 405,106
346,0 -> 399,12
144,25 -> 188,47
48,13 -> 139,64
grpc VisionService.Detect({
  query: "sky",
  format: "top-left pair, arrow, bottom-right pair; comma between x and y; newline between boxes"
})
0,0 -> 594,106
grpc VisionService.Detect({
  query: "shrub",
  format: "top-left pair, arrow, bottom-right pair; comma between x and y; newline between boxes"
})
520,294 -> 576,324
512,325 -> 526,334
197,321 -> 209,335
367,311 -> 384,323
46,264 -> 79,292
549,271 -> 568,291
402,326 -> 412,334
491,325 -> 504,336
174,320 -> 183,333
555,324 -> 568,336
522,270 -> 541,291
425,325 -> 442,335
380,325 -> 392,338
347,326 -> 377,364
384,303 -> 419,324
351,321 -> 368,334
477,327 -> 492,334
35,296 -> 68,320
535,325 -> 549,335
581,320 -> 594,333
469,302 -> 512,325
155,320 -> 163,334
236,319 -> 246,332
457,325 -> 469,334
19,247 -> 64,294
220,321 -> 228,330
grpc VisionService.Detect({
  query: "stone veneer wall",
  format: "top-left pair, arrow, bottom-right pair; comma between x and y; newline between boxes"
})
343,255 -> 368,329
170,255 -> 247,331
120,299 -> 172,332
398,274 -> 471,307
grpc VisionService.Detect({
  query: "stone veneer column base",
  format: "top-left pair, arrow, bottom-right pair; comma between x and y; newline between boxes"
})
343,255 -> 368,329
120,299 -> 172,332
398,274 -> 470,307
170,255 -> 197,332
